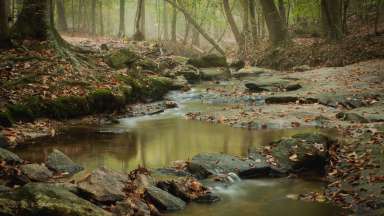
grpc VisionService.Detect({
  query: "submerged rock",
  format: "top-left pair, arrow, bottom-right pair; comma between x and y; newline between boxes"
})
145,186 -> 186,212
20,163 -> 53,182
187,153 -> 256,179
77,167 -> 129,203
270,133 -> 333,174
46,149 -> 83,175
0,183 -> 109,216
0,147 -> 23,164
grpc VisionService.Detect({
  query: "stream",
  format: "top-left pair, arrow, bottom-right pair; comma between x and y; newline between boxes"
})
14,85 -> 343,216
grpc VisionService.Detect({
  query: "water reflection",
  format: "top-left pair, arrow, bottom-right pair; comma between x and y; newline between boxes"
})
15,117 -> 330,173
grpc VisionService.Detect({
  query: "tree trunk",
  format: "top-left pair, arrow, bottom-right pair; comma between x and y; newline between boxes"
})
171,4 -> 177,41
0,0 -> 11,48
12,0 -> 50,40
260,0 -> 287,45
163,0 -> 169,40
223,0 -> 244,50
278,0 -> 287,27
321,0 -> 343,40
249,0 -> 258,44
118,0 -> 125,37
133,0 -> 145,40
91,0 -> 96,35
183,18 -> 191,43
375,0 -> 383,35
56,0 -> 68,31
140,0 -> 146,37
99,0 -> 104,36
165,0 -> 225,55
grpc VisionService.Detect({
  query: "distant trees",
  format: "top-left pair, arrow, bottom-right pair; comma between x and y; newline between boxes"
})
0,0 -> 11,49
118,0 -> 125,37
133,0 -> 145,40
56,0 -> 68,31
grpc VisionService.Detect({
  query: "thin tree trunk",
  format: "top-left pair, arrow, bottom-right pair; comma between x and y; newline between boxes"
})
260,0 -> 287,45
163,0 -> 169,40
321,0 -> 343,40
249,0 -> 258,44
118,0 -> 125,37
278,0 -> 287,27
140,0 -> 145,37
71,0 -> 74,33
91,0 -> 96,35
375,0 -> 383,35
99,0 -> 104,36
223,0 -> 244,50
56,0 -> 68,31
171,4 -> 177,41
133,0 -> 144,40
0,0 -> 11,49
183,18 -> 191,43
165,0 -> 225,55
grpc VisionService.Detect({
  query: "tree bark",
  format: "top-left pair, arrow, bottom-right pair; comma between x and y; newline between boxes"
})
278,0 -> 287,27
375,0 -> 383,35
171,4 -> 177,41
163,0 -> 169,40
249,0 -> 258,44
133,0 -> 145,40
99,0 -> 104,36
260,0 -> 287,45
56,0 -> 68,31
321,0 -> 343,40
223,0 -> 244,50
91,0 -> 96,35
118,0 -> 125,37
0,0 -> 11,48
165,0 -> 225,55
12,0 -> 50,40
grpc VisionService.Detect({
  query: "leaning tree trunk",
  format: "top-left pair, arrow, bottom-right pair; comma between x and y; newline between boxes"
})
321,0 -> 343,40
0,0 -> 11,48
118,0 -> 125,37
260,0 -> 287,45
56,0 -> 68,31
223,0 -> 244,51
165,0 -> 225,55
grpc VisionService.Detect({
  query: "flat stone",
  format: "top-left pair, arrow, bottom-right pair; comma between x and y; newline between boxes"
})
145,186 -> 186,212
46,149 -> 83,175
188,153 -> 256,179
0,147 -> 23,164
20,163 -> 53,182
77,167 -> 129,203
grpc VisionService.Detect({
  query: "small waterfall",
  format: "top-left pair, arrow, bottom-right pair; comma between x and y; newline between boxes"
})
226,172 -> 241,183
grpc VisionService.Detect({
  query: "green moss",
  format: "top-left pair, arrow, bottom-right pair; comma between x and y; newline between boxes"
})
0,111 -> 13,127
7,104 -> 35,122
46,96 -> 90,119
87,89 -> 125,113
187,54 -> 227,68
105,48 -> 139,69
23,96 -> 47,118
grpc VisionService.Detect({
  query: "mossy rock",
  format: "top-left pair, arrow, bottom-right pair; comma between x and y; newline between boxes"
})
46,96 -> 90,119
22,96 -> 48,118
187,54 -> 227,68
135,57 -> 159,71
0,183 -> 109,216
0,111 -> 13,127
87,89 -> 125,113
105,48 -> 139,69
7,104 -> 35,122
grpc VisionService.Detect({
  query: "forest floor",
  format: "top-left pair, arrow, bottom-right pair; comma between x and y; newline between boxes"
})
0,33 -> 383,215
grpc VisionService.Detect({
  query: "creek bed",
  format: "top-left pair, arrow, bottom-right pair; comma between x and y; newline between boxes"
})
14,87 -> 343,216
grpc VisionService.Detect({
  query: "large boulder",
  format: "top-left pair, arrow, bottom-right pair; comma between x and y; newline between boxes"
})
187,54 -> 227,68
105,48 -> 139,69
0,183 -> 109,216
20,163 -> 53,182
270,133 -> 333,174
144,186 -> 186,212
0,147 -> 23,164
46,149 -> 83,175
77,167 -> 129,203
172,65 -> 201,84
187,153 -> 256,179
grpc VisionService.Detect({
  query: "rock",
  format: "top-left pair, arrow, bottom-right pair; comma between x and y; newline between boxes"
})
187,153 -> 256,179
20,163 -> 53,182
336,112 -> 369,123
270,133 -> 332,174
293,65 -> 311,72
194,193 -> 221,203
172,65 -> 201,84
77,167 -> 129,203
245,83 -> 270,92
200,67 -> 230,81
0,147 -> 23,164
265,96 -> 300,104
0,183 -> 109,216
135,57 -> 159,71
46,149 -> 83,175
228,59 -> 245,70
187,54 -> 227,68
233,67 -> 273,78
285,84 -> 302,91
105,48 -> 139,69
112,198 -> 151,216
145,186 -> 186,212
170,76 -> 190,91
100,43 -> 109,51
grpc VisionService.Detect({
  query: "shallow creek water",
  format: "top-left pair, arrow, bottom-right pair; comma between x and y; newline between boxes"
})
15,86 -> 343,216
